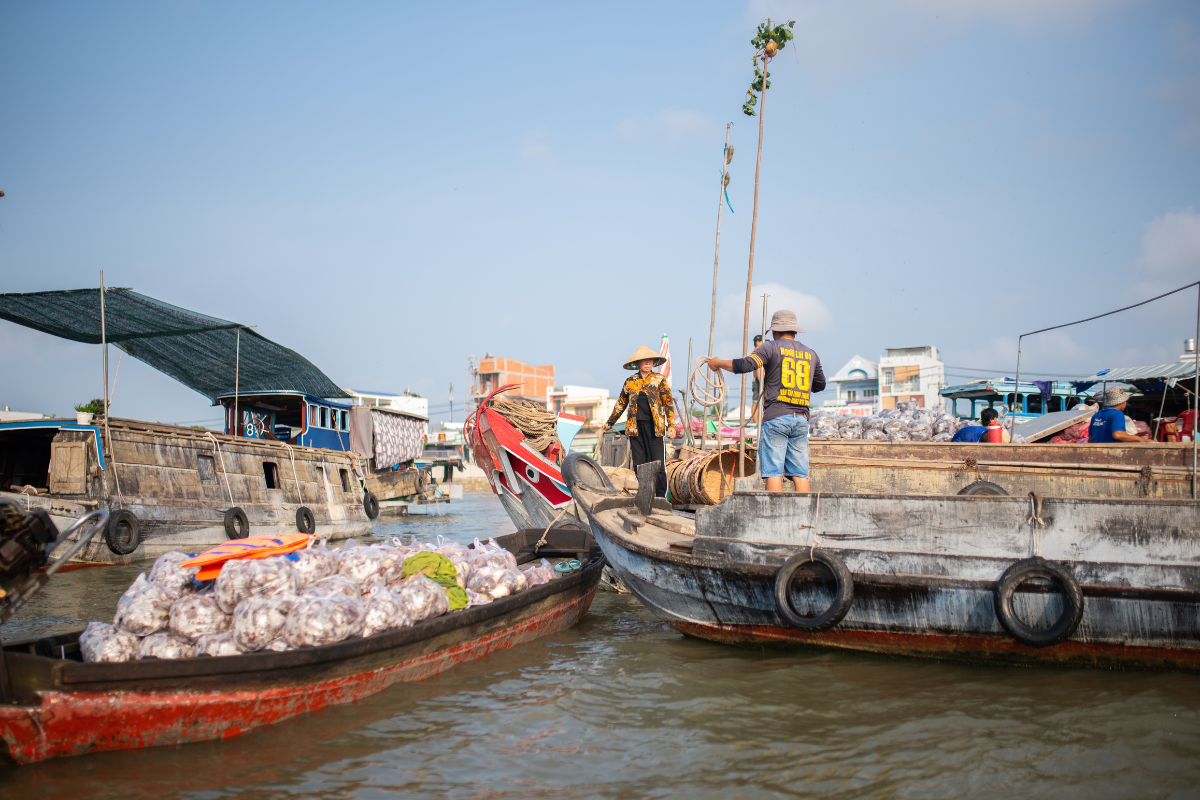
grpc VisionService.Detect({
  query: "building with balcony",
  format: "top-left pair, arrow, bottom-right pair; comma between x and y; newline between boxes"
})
471,355 -> 555,409
821,355 -> 880,415
879,346 -> 945,410
345,389 -> 429,420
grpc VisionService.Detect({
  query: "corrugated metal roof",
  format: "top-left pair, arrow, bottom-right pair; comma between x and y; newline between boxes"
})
1080,361 -> 1199,383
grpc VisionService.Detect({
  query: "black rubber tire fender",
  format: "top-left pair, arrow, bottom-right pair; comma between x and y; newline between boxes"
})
561,452 -> 618,495
223,507 -> 249,540
958,480 -> 1008,496
773,548 -> 855,632
104,509 -> 140,555
993,557 -> 1084,648
362,491 -> 380,520
295,506 -> 316,534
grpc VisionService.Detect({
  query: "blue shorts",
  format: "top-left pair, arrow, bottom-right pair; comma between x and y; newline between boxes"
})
759,414 -> 810,479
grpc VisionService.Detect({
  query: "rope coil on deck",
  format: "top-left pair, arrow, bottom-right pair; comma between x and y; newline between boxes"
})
490,397 -> 565,462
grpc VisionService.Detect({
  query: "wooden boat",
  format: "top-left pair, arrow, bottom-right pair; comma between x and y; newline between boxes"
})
0,526 -> 602,765
562,452 -> 1200,671
465,386 -> 581,532
0,417 -> 376,565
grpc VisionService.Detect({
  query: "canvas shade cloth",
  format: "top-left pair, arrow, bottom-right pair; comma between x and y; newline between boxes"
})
371,409 -> 424,469
0,288 -> 348,403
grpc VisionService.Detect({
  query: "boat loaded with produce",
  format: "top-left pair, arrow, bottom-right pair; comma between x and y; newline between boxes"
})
0,499 -> 602,764
0,287 -> 435,564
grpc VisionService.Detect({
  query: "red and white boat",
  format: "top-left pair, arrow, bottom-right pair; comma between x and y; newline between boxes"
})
465,385 -> 586,533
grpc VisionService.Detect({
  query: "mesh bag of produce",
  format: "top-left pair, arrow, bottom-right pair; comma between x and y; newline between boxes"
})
909,429 -> 933,442
887,431 -> 910,442
862,428 -> 888,441
932,432 -> 953,442
80,621 -> 141,663
932,417 -> 954,435
195,631 -> 240,657
522,558 -> 556,587
137,632 -> 197,660
169,594 -> 232,642
447,557 -> 473,588
883,420 -> 909,436
838,415 -> 863,429
284,594 -> 365,648
435,538 -> 471,560
149,551 -> 200,598
375,545 -> 406,583
233,594 -> 296,653
245,556 -> 300,598
466,589 -> 492,607
302,574 -> 361,600
215,559 -> 257,613
265,637 -> 292,652
838,427 -> 862,439
292,547 -> 339,588
395,574 -> 450,621
467,564 -> 525,600
361,585 -> 415,637
338,545 -> 386,586
862,415 -> 886,431
114,573 -> 176,636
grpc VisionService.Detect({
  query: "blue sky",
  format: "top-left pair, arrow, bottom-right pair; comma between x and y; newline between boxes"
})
2,1 -> 1199,426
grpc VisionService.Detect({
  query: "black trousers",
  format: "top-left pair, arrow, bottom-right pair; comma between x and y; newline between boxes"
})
630,420 -> 667,497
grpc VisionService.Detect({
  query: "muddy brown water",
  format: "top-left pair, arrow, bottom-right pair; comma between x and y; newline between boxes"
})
3,494 -> 1199,798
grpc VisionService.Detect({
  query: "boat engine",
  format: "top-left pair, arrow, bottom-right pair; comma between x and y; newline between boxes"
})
0,499 -> 59,595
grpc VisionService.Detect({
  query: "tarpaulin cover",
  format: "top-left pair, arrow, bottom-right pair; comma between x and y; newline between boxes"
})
0,288 -> 348,403
371,409 -> 424,469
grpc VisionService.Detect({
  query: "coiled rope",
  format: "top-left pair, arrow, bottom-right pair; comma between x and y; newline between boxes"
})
689,357 -> 726,409
490,397 -> 564,461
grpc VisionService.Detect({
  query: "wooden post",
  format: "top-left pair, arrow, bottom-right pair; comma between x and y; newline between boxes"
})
701,123 -> 733,454
1194,286 -> 1198,498
739,22 -> 770,478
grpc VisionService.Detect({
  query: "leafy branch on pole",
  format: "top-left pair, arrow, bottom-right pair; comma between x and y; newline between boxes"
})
742,20 -> 794,116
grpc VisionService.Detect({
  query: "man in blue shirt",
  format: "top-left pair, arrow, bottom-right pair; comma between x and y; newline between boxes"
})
951,408 -> 999,443
1089,387 -> 1140,443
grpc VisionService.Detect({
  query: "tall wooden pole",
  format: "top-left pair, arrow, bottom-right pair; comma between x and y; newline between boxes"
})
234,327 -> 241,437
99,271 -> 111,501
701,123 -> 734,453
739,25 -> 770,478
1193,286 -> 1198,498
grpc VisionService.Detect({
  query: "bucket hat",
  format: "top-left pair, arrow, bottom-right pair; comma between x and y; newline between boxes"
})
623,345 -> 667,371
1102,386 -> 1130,407
769,310 -> 804,334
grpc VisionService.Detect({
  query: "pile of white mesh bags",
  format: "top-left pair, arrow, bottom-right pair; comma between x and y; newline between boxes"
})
80,537 -> 564,663
809,401 -> 968,442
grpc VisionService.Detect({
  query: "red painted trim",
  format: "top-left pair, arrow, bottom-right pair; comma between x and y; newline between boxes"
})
669,619 -> 1200,671
0,588 -> 597,765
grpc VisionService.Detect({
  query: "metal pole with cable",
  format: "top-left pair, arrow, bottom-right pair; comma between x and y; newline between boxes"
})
234,327 -> 241,438
701,123 -> 734,454
1193,286 -> 1198,498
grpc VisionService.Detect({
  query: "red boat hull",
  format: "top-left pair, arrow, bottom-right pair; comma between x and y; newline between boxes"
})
1,586 -> 597,765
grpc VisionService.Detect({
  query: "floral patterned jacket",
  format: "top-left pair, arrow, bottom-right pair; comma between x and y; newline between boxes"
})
605,371 -> 675,438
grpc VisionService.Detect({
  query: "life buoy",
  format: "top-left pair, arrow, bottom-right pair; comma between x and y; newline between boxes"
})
104,510 -> 140,555
363,491 -> 380,520
183,532 -> 312,581
295,506 -> 316,534
223,507 -> 249,540
992,557 -> 1084,647
773,549 -> 854,631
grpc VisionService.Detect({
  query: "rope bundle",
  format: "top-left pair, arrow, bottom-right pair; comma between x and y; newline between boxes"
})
490,398 -> 564,462
689,357 -> 726,409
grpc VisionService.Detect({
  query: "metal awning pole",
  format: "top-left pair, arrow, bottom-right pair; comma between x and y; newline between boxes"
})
1012,335 -> 1023,425
234,327 -> 241,438
98,272 -> 113,502
1194,286 -> 1198,498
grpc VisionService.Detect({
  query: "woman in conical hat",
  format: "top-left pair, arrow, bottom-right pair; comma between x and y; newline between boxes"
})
601,345 -> 675,497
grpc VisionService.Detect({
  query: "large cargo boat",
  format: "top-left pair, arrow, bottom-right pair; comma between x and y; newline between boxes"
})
563,452 -> 1200,671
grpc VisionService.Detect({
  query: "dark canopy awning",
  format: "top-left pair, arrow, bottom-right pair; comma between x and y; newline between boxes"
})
0,288 -> 349,403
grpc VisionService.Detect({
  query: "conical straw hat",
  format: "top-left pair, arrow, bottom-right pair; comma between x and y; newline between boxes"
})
623,345 -> 667,370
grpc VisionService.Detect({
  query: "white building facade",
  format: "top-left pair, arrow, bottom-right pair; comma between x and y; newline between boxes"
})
878,346 -> 946,410
822,355 -> 880,416
345,389 -> 430,421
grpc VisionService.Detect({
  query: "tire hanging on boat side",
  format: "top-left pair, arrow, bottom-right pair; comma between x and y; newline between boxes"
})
104,510 -> 140,555
223,507 -> 249,540
993,557 -> 1084,647
295,506 -> 316,534
362,491 -> 379,520
773,549 -> 855,632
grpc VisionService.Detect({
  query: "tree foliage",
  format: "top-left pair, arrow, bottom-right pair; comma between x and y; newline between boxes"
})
742,20 -> 795,117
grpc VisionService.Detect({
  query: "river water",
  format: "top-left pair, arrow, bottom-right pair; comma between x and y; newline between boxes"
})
3,494 -> 1199,798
